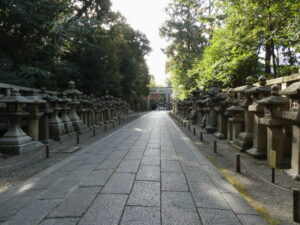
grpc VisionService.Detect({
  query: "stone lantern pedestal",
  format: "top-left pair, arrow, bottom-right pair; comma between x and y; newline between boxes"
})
258,85 -> 289,168
0,89 -> 40,154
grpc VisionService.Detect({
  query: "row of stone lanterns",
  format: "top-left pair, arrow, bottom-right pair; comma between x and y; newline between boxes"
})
172,74 -> 300,180
0,81 -> 131,155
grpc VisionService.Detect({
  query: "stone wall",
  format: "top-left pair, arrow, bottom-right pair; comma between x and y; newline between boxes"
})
172,73 -> 300,180
0,81 -> 132,155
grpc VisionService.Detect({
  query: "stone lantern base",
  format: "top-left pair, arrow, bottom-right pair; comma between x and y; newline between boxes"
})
0,138 -> 43,155
234,132 -> 253,151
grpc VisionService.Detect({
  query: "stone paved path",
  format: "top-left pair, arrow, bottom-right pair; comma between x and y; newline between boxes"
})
0,112 -> 267,225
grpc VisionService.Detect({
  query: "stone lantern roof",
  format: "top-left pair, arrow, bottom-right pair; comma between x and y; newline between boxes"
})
280,81 -> 300,96
234,76 -> 255,93
245,76 -> 271,95
258,85 -> 289,105
0,89 -> 33,104
26,91 -> 46,104
64,80 -> 82,96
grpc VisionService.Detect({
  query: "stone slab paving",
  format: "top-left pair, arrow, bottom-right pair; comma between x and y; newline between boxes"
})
0,112 -> 267,225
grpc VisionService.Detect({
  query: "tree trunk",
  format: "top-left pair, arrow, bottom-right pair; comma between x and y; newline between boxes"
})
271,39 -> 277,78
265,42 -> 272,75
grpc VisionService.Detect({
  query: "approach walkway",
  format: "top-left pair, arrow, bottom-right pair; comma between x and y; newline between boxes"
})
0,111 -> 266,225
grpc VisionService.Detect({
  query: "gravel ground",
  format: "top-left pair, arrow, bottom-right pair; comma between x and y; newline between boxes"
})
170,114 -> 300,225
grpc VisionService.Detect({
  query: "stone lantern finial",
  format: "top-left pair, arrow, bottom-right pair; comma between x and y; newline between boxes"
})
68,80 -> 75,89
271,85 -> 280,96
246,76 -> 255,85
259,76 -> 267,86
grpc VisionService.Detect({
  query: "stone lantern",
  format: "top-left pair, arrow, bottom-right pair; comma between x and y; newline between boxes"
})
48,94 -> 68,141
26,90 -> 46,142
204,86 -> 220,133
233,76 -> 255,150
0,89 -> 38,154
245,76 -> 271,158
60,92 -> 74,135
281,82 -> 300,179
64,81 -> 86,132
258,85 -> 289,167
226,105 -> 244,144
39,87 -> 55,143
189,88 -> 201,125
214,91 -> 228,139
222,88 -> 239,141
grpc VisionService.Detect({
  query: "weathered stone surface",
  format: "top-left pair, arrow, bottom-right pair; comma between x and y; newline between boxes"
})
39,218 -> 79,225
198,208 -> 241,225
116,160 -> 140,173
0,189 -> 45,221
80,169 -> 114,187
141,155 -> 160,166
95,158 -> 122,170
161,161 -> 182,172
120,206 -> 160,225
101,172 -> 135,194
78,194 -> 127,225
161,172 -> 188,192
127,181 -> 160,207
48,187 -> 100,217
136,166 -> 160,181
237,215 -> 268,225
4,199 -> 60,225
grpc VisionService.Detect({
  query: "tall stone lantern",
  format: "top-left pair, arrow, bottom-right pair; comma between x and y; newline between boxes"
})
60,92 -> 74,135
258,85 -> 289,167
233,76 -> 255,150
205,86 -> 220,133
26,90 -> 46,142
214,91 -> 228,139
0,89 -> 38,154
245,76 -> 271,158
281,82 -> 300,179
64,81 -> 86,132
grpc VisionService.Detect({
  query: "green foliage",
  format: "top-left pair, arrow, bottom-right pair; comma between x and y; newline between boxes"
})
162,0 -> 300,99
0,0 -> 151,104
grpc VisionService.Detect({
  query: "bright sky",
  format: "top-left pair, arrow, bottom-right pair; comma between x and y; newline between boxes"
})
111,0 -> 171,86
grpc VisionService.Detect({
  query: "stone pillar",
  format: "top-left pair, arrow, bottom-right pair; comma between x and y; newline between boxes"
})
292,125 -> 300,179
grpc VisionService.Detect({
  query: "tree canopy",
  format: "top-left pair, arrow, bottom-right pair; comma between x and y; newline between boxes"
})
0,0 -> 151,104
161,0 -> 300,99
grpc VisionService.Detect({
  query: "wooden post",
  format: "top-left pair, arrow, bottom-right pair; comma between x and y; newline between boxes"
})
193,127 -> 196,136
76,131 -> 80,144
200,132 -> 203,142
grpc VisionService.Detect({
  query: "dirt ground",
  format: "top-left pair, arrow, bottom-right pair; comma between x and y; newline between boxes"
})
170,115 -> 300,225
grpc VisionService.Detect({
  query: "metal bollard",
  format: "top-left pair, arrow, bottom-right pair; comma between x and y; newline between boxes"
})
236,153 -> 241,173
213,140 -> 217,153
45,144 -> 50,159
76,131 -> 80,144
271,168 -> 275,183
293,189 -> 300,222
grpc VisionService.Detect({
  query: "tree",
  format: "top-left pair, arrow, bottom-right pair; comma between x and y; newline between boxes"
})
160,0 -> 214,99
